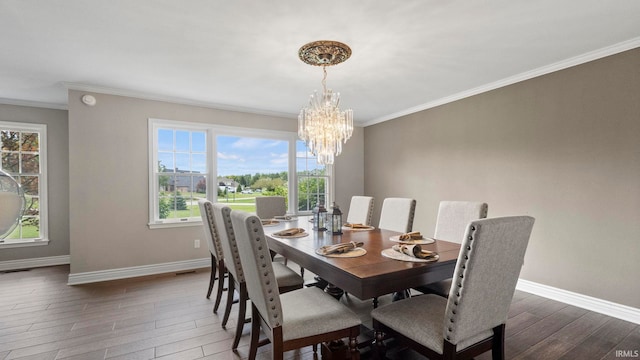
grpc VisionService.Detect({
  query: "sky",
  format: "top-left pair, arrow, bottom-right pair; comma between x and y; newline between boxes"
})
157,129 -> 319,177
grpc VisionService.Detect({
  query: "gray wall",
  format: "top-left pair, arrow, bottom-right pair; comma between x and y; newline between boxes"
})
67,91 -> 364,274
0,104 -> 70,261
364,48 -> 640,308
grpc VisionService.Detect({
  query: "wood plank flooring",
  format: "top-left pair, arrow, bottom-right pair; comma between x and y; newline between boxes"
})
0,265 -> 637,360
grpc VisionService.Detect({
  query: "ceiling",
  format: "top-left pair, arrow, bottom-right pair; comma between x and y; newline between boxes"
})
2,1 -> 640,126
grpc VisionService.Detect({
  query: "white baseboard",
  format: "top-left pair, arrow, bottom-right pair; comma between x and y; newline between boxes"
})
0,255 -> 70,272
67,258 -> 210,285
517,279 -> 640,325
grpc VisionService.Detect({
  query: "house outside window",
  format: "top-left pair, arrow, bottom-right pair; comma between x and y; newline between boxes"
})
0,121 -> 48,246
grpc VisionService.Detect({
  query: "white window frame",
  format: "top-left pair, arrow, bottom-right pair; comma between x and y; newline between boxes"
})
148,119 -> 334,229
0,121 -> 49,248
148,119 -> 213,229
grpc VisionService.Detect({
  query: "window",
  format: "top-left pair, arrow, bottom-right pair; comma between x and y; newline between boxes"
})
149,119 -> 333,228
149,119 -> 210,228
0,121 -> 48,245
296,140 -> 329,212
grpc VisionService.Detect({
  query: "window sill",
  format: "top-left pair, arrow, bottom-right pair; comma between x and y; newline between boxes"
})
0,238 -> 50,249
148,220 -> 203,230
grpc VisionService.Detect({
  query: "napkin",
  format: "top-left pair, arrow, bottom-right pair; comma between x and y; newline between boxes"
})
317,241 -> 364,255
273,228 -> 306,236
398,231 -> 424,241
274,215 -> 294,220
261,219 -> 279,225
344,223 -> 371,229
393,244 -> 437,259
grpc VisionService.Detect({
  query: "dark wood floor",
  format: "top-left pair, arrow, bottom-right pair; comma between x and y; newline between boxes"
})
0,265 -> 637,360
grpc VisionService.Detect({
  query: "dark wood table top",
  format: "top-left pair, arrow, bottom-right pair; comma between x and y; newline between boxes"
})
264,216 -> 461,300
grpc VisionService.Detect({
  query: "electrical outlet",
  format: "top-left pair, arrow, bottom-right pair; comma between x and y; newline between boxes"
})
194,239 -> 200,248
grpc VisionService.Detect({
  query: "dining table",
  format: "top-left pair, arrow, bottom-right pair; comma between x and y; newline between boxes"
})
263,216 -> 462,308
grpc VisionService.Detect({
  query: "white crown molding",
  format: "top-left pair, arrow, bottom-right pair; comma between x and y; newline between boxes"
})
517,279 -> 640,325
67,258 -> 210,285
0,98 -> 67,111
63,82 -> 297,120
0,255 -> 70,272
362,37 -> 640,127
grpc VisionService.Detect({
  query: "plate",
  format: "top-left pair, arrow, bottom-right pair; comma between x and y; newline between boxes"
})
342,224 -> 375,231
271,231 -> 309,238
315,247 -> 367,258
389,235 -> 435,245
381,248 -> 439,263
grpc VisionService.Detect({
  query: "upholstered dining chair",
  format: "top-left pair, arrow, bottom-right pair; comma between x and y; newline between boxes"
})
372,216 -> 535,360
198,199 -> 227,313
346,195 -> 375,225
210,202 -> 304,350
415,201 -> 489,297
378,197 -> 417,233
255,196 -> 287,219
231,210 -> 362,360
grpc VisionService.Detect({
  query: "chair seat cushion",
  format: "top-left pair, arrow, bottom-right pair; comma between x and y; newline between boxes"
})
273,263 -> 304,289
280,287 -> 361,342
371,294 -> 492,354
415,278 -> 452,297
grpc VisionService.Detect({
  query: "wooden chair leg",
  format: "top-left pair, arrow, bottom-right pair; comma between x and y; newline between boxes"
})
492,324 -> 506,360
349,335 -> 360,359
232,286 -> 248,350
248,305 -> 260,360
221,276 -> 235,328
373,330 -> 386,360
213,260 -> 225,313
206,253 -> 216,299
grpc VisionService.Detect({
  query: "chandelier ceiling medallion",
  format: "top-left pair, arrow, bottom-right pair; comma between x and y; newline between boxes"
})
298,40 -> 353,165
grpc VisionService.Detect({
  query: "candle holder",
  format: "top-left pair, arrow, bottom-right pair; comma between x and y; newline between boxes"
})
329,202 -> 342,235
313,201 -> 327,231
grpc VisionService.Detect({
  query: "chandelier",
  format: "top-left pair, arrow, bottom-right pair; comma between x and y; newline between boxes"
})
298,40 -> 353,165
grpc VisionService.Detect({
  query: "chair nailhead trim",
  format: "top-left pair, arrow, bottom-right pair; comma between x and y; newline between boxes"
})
446,222 -> 478,343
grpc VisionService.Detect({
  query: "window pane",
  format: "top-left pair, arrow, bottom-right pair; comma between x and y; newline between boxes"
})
158,152 -> 174,172
296,140 -> 327,212
175,153 -> 190,172
217,135 -> 289,213
175,131 -> 190,152
20,176 -> 39,196
158,129 -> 174,151
192,132 -> 206,152
21,154 -> 39,174
191,153 -> 206,173
2,153 -> 19,173
21,132 -> 39,151
1,130 -> 19,151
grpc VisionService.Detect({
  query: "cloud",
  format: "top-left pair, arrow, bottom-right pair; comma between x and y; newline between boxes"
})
217,152 -> 242,161
270,152 -> 288,165
231,138 -> 282,150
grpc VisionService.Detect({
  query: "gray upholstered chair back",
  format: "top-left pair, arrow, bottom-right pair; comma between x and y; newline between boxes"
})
346,196 -> 375,225
378,197 -> 417,233
198,199 -> 224,260
255,196 -> 286,219
444,216 -> 534,346
230,210 -> 283,329
434,201 -> 488,243
212,203 -> 244,283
